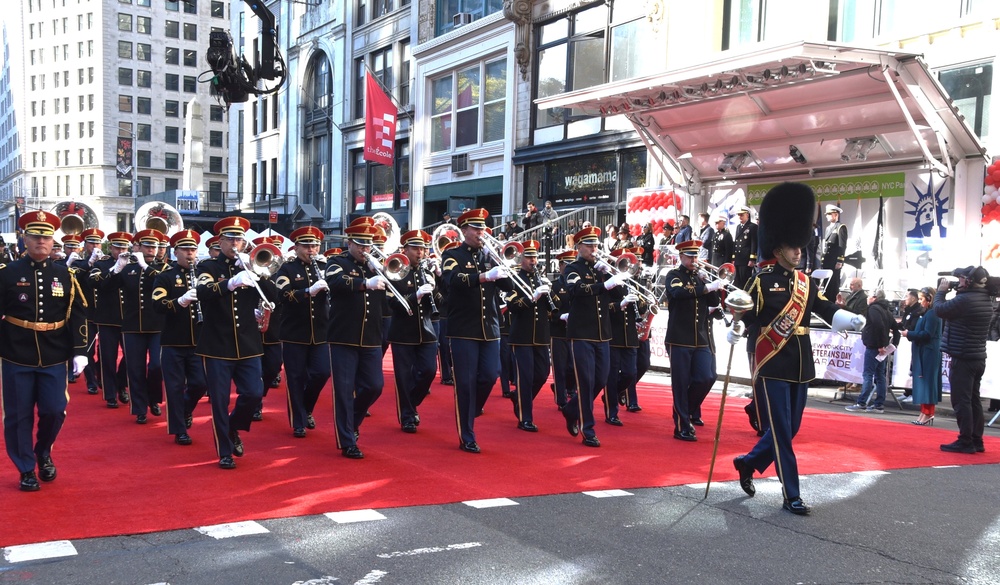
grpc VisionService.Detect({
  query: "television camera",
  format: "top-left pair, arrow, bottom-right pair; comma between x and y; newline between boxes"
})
202,1 -> 286,107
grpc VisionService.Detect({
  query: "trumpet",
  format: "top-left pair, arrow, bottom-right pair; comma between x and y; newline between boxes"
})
363,252 -> 412,316
235,246 -> 276,332
693,259 -> 754,320
695,260 -> 737,285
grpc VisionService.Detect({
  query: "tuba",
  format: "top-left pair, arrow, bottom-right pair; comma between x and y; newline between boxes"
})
372,212 -> 401,255
52,201 -> 99,236
431,223 -> 462,257
135,201 -> 184,237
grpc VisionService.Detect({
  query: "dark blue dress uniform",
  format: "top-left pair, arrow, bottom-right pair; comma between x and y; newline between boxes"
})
711,224 -> 735,269
195,228 -> 279,467
90,234 -> 130,406
326,246 -> 386,458
607,291 -> 645,424
253,238 -> 286,418
733,214 -> 758,289
561,243 -> 621,446
387,259 -> 439,433
740,261 -> 839,505
498,302 -> 515,397
441,235 -> 513,451
152,247 -> 207,443
548,254 -> 577,408
507,266 -> 551,430
434,269 -> 454,384
1,211 -> 88,489
664,255 -> 721,440
821,207 -> 848,299
274,254 -> 331,436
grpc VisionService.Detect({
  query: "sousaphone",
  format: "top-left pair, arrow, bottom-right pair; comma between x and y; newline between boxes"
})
52,201 -> 99,236
135,201 -> 184,237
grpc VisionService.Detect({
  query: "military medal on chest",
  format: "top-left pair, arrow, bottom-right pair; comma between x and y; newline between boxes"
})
51,277 -> 65,297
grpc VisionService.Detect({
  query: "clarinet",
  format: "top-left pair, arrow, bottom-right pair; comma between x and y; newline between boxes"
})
310,254 -> 329,313
417,259 -> 440,317
534,265 -> 557,312
187,261 -> 203,324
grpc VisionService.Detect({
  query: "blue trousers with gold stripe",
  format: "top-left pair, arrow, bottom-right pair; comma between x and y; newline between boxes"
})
513,345 -> 549,424
2,361 -> 68,473
391,342 -> 438,427
283,342 -> 331,430
743,377 -> 808,501
204,356 -> 262,459
329,345 -> 383,450
450,338 -> 499,445
668,345 -> 715,433
161,346 -> 207,436
566,339 -> 609,440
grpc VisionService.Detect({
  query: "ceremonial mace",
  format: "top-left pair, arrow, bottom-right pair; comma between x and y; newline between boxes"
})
703,288 -> 755,499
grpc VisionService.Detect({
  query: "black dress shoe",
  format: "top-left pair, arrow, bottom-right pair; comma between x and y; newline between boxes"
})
342,446 -> 364,459
691,418 -> 705,426
136,414 -> 147,425
293,427 -> 307,438
783,497 -> 811,515
118,390 -> 130,404
37,456 -> 57,482
184,413 -> 193,429
627,405 -> 642,412
517,421 -> 538,432
617,390 -> 627,406
560,405 -> 580,437
975,441 -> 986,453
149,403 -> 162,416
107,400 -> 119,409
219,456 -> 236,470
673,429 -> 697,442
230,430 -> 244,457
733,456 -> 755,497
69,374 -> 79,383
270,375 -> 281,389
940,440 -> 976,454
306,414 -> 316,429
87,386 -> 99,395
744,402 -> 760,432
441,378 -> 454,386
501,391 -> 514,399
401,423 -> 417,434
19,471 -> 40,492
252,409 -> 263,422
174,433 -> 192,445
459,441 -> 481,454
605,417 -> 623,427
582,436 -> 601,447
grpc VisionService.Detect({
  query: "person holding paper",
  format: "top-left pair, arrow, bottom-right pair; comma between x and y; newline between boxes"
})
845,289 -> 895,414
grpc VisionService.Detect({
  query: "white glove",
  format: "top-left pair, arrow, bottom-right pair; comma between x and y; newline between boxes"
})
237,252 -> 251,268
484,266 -> 508,282
71,356 -> 88,377
594,260 -> 613,274
604,272 -> 630,290
704,279 -> 725,293
367,256 -> 382,272
416,283 -> 434,300
727,321 -> 745,345
112,253 -> 129,274
177,288 -> 199,308
135,253 -> 148,270
620,293 -> 639,309
88,248 -> 102,266
54,250 -> 66,260
365,275 -> 387,290
560,313 -> 569,322
66,251 -> 82,267
308,279 -> 329,296
227,270 -> 258,291
429,258 -> 442,277
532,284 -> 551,302
252,263 -> 270,278
832,309 -> 866,333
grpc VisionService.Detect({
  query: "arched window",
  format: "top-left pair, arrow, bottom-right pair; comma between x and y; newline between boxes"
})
301,52 -> 333,218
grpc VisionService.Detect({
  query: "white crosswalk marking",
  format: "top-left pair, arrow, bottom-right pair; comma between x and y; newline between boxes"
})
3,540 -> 78,563
194,521 -> 269,539
462,498 -> 519,508
377,542 -> 482,558
582,489 -> 633,498
324,509 -> 387,524
354,570 -> 388,584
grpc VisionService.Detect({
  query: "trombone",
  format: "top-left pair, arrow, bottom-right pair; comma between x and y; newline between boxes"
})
478,232 -> 536,300
237,242 -> 279,332
363,252 -> 412,315
594,250 -> 659,313
383,253 -> 439,316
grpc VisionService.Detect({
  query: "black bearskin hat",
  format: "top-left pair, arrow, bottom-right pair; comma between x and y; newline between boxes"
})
758,182 -> 816,260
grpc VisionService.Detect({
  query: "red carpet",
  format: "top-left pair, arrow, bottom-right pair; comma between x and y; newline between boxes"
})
2,360 -> 997,547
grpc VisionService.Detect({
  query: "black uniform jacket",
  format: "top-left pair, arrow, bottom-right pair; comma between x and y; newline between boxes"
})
734,221 -> 758,264
564,258 -> 620,343
89,255 -> 124,326
507,267 -> 551,346
742,262 -> 840,383
610,296 -> 647,349
822,222 -> 847,267
711,229 -> 735,268
325,251 -> 385,348
441,243 -> 513,341
387,267 -> 438,345
152,262 -> 202,347
195,254 -> 277,360
274,257 -> 328,345
110,260 -> 168,334
0,257 -> 88,366
664,264 -> 721,348
548,273 -> 570,339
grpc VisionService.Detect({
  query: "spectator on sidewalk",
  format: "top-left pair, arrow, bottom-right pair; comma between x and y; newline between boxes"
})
846,289 -> 894,414
902,287 -> 942,425
603,224 -> 618,254
897,289 -> 926,402
837,277 -> 867,314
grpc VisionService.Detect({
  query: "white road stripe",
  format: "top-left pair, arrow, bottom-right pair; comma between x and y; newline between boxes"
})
354,570 -> 388,584
194,521 -> 269,539
462,498 -> 518,508
377,542 -> 482,558
324,509 -> 387,524
291,577 -> 339,585
853,470 -> 891,476
3,540 -> 78,563
582,489 -> 633,498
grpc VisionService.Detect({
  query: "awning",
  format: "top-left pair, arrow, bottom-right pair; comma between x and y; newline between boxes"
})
536,42 -> 987,187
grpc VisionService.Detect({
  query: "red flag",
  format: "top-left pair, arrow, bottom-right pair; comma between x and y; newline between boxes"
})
364,72 -> 397,166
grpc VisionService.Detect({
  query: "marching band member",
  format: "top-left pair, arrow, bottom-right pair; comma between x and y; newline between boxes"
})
78,228 -> 106,395
506,240 -> 551,432
441,209 -> 513,453
110,229 -> 169,424
151,229 -> 208,446
1,211 -> 88,491
436,241 -> 458,385
664,240 -> 724,442
326,220 -> 386,459
273,226 -> 330,438
387,230 -> 440,434
196,217 -> 278,470
206,235 -> 221,259
373,227 -> 394,358
606,247 -> 645,426
59,234 -> 97,392
733,183 -> 863,515
549,249 -> 577,409
91,231 -> 132,408
252,234 -> 285,420
560,226 -> 629,448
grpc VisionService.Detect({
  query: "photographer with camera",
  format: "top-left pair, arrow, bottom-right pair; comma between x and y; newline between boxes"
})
934,266 -> 995,454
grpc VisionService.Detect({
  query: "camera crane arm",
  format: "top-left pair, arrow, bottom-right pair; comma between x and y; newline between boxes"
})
202,0 -> 285,106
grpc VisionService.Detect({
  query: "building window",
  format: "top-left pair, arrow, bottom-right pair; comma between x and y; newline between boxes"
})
211,1 -> 224,17
165,20 -> 179,38
137,15 -> 151,34
165,100 -> 179,117
183,0 -> 196,13
166,47 -> 179,65
210,105 -> 225,121
137,70 -> 151,88
137,123 -> 151,141
435,0 -> 504,36
165,153 -> 180,170
350,140 -> 409,212
165,178 -> 180,190
137,150 -> 151,167
118,68 -> 133,86
137,97 -> 151,114
399,41 -> 412,107
183,75 -> 197,93
137,176 -> 151,196
183,23 -> 197,41
137,43 -> 151,61
430,57 -> 507,152
939,63 -> 992,139
260,97 -> 268,132
209,181 -> 224,203
183,50 -> 197,67
166,73 -> 179,91
166,0 -> 179,10
118,14 -> 132,32
209,156 -> 223,173
165,126 -> 179,143
119,95 -> 133,112
301,53 -> 333,218
209,130 -> 224,147
353,57 -> 365,119
118,41 -> 132,59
